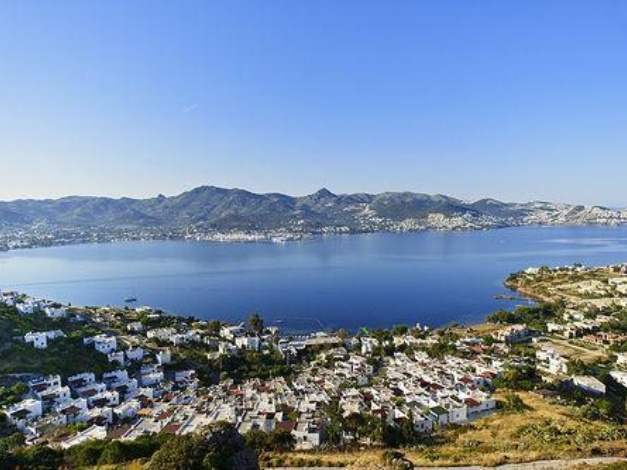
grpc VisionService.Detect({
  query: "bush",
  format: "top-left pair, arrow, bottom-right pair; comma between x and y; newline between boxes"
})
500,392 -> 528,413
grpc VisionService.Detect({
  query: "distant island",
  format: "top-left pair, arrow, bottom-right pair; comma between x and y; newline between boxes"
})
1,185 -> 626,250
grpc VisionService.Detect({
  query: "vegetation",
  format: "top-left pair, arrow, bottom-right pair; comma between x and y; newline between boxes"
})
207,349 -> 292,383
248,313 -> 264,334
492,365 -> 541,391
0,423 -> 258,470
148,422 -> 258,470
0,305 -> 113,376
0,383 -> 28,409
244,428 -> 296,454
499,392 -> 528,413
486,302 -> 560,331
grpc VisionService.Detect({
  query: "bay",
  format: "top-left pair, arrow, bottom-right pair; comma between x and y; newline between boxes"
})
1,226 -> 627,332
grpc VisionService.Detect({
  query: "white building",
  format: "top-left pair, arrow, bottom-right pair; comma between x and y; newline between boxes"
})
24,332 -> 48,349
113,399 -> 141,420
536,347 -> 568,375
141,364 -> 165,387
94,335 -> 117,354
29,375 -> 62,393
220,323 -> 246,340
360,337 -> 379,355
24,330 -> 65,349
126,347 -> 145,362
235,336 -> 261,351
156,350 -> 172,365
174,370 -> 197,384
16,300 -> 42,315
496,325 -> 532,344
88,391 -> 120,408
108,351 -> 125,365
103,370 -> 129,384
44,305 -> 67,318
147,327 -> 177,341
56,398 -> 89,423
4,399 -> 43,431
35,386 -> 72,408
127,322 -> 144,333
68,373 -> 97,390
572,375 -> 606,395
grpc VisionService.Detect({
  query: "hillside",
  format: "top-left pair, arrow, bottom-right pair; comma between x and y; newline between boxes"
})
1,186 -> 626,249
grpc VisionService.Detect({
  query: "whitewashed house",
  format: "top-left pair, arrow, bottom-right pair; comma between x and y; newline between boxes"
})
24,332 -> 48,349
108,351 -> 125,365
68,373 -> 97,391
220,323 -> 246,340
536,347 -> 568,375
94,335 -> 117,354
126,347 -> 145,362
29,375 -> 62,394
44,305 -> 67,318
147,327 -> 177,341
156,349 -> 172,365
113,399 -> 142,420
4,399 -> 43,432
127,322 -> 144,333
56,398 -> 89,424
235,336 -> 261,351
360,337 -> 379,355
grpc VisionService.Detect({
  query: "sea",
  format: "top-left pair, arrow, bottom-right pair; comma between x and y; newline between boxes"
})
1,226 -> 627,332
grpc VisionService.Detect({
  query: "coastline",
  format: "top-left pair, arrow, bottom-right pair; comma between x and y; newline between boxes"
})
503,280 -> 556,304
2,221 -> 627,254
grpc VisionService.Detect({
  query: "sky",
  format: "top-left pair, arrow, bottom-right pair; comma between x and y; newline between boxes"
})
1,1 -> 626,206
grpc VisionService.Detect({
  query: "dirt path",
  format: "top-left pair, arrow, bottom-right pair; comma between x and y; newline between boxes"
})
273,456 -> 627,470
547,337 -> 608,362
413,457 -> 627,469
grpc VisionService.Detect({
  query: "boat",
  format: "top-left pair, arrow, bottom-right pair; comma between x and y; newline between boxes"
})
124,297 -> 137,303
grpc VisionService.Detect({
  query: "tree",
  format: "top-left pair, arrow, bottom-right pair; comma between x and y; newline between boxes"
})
98,440 -> 127,465
149,423 -> 259,470
500,392 -> 527,413
265,428 -> 295,452
344,412 -> 365,440
148,434 -> 208,470
493,365 -> 539,391
244,429 -> 268,454
65,440 -> 106,467
12,445 -> 64,470
248,313 -> 264,334
486,309 -> 520,324
392,325 -> 408,336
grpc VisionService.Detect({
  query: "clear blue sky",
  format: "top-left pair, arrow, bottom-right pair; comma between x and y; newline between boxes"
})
1,1 -> 626,205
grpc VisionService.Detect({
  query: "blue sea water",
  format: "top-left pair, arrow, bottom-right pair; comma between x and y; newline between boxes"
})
1,226 -> 627,332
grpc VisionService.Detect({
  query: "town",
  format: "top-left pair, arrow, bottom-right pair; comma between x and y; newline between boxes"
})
0,291 -> 500,450
3,264 -> 627,467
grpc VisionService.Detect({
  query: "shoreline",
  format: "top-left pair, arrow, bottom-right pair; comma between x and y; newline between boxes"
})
2,222 -> 627,254
503,280 -> 556,304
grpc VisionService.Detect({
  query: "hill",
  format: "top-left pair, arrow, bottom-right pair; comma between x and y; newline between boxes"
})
1,186 -> 626,249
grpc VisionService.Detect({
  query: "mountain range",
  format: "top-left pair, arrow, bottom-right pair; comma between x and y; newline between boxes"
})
1,186 -> 626,241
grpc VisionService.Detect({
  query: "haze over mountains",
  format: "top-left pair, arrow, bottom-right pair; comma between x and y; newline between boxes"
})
1,186 -> 626,239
